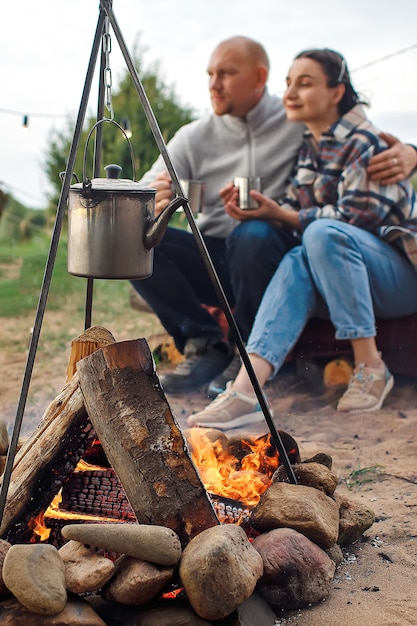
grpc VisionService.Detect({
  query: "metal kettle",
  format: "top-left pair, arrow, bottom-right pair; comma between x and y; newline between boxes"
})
67,163 -> 185,279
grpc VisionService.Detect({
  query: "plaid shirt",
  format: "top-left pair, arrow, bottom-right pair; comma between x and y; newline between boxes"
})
280,104 -> 417,269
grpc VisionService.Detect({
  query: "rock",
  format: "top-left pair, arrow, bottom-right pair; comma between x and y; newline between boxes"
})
253,527 -> 336,610
335,493 -> 376,545
302,452 -> 333,469
326,543 -> 344,565
179,524 -> 263,621
134,603 -> 213,625
0,538 -> 12,596
87,595 -> 212,625
61,523 -> 182,565
249,482 -> 340,548
103,556 -> 174,606
272,461 -> 338,496
59,540 -> 115,593
0,596 -> 106,625
237,591 -> 279,625
2,544 -> 67,615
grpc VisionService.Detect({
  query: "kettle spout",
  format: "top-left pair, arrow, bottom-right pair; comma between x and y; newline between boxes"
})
144,196 -> 188,250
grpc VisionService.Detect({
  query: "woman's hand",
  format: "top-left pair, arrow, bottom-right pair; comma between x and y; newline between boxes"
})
220,183 -> 255,221
220,183 -> 300,228
367,134 -> 417,184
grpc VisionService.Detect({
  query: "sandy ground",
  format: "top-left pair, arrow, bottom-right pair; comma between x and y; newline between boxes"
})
1,313 -> 417,625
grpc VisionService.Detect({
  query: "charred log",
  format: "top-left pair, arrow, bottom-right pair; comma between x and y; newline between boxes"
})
77,338 -> 220,546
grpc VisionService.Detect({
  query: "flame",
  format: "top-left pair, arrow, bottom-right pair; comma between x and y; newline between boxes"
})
30,433 -> 281,542
74,458 -> 107,472
28,511 -> 51,542
187,429 -> 279,507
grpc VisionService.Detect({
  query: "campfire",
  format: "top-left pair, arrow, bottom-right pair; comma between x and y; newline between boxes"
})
0,327 -> 376,624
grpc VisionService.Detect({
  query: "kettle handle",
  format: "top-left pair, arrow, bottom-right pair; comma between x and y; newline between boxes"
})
82,118 -> 137,191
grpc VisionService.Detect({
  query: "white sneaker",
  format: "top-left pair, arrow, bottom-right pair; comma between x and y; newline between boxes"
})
187,382 -> 271,430
337,362 -> 394,412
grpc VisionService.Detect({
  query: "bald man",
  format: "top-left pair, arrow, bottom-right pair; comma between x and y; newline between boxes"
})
131,36 -> 417,395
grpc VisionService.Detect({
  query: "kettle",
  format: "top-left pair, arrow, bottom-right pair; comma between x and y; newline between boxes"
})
67,163 -> 185,279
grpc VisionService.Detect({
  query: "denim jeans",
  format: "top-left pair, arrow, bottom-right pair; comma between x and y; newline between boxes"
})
226,219 -> 300,341
246,219 -> 417,377
131,221 -> 299,353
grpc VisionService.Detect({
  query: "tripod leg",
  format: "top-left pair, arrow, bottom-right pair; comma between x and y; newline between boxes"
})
84,12 -> 112,330
101,0 -> 297,484
0,8 -> 108,523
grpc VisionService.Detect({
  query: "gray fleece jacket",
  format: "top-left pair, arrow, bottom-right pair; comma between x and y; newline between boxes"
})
139,89 -> 304,238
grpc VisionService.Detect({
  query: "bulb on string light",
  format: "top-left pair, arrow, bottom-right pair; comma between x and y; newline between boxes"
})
22,114 -> 29,132
121,118 -> 132,138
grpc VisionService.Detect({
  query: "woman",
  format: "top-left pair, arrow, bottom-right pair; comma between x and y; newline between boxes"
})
188,48 -> 417,429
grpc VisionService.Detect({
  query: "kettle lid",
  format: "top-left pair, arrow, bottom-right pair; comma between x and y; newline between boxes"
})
70,164 -> 155,194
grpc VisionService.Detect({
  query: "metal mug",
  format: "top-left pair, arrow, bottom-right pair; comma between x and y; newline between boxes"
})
178,179 -> 205,214
233,176 -> 262,209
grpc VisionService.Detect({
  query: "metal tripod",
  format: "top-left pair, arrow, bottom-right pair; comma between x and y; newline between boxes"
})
0,0 -> 297,525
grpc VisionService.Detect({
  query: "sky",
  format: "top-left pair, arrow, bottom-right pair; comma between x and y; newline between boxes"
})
1,0 -> 417,209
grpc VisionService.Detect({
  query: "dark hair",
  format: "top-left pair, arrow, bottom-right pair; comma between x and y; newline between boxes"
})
294,48 -> 367,115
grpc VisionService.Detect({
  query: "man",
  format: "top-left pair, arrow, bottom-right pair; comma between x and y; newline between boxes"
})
132,36 -> 417,395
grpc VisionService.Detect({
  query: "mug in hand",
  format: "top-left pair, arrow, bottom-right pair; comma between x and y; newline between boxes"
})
179,179 -> 205,215
233,176 -> 262,210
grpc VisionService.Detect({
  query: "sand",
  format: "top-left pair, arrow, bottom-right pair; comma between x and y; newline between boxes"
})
1,316 -> 417,625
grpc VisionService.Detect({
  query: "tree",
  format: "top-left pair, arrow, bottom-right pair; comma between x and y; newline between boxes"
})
0,195 -> 48,243
43,37 -> 196,212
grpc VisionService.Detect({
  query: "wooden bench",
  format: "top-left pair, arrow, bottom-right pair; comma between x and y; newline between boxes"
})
293,315 -> 417,378
130,289 -> 417,378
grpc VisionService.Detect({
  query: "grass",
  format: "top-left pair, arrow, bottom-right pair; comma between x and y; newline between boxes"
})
0,235 -> 126,317
344,464 -> 385,489
0,233 -> 162,357
0,232 -> 165,437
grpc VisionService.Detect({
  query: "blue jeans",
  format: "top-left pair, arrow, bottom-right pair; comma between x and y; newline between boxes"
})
246,219 -> 417,377
226,220 -> 300,341
131,221 -> 299,352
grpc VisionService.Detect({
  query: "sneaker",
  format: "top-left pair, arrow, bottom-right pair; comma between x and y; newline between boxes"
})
337,362 -> 394,413
159,339 -> 233,394
187,382 -> 271,430
207,353 -> 242,399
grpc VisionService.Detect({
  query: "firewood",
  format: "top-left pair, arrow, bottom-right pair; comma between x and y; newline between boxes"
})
77,338 -> 220,546
66,325 -> 116,382
0,373 -> 93,539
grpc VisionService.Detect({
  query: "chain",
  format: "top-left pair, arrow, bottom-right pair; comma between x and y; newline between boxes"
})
103,17 -> 114,120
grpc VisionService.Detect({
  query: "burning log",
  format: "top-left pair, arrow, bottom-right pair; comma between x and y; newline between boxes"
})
0,373 -> 95,542
0,326 -> 117,542
77,338 -> 220,546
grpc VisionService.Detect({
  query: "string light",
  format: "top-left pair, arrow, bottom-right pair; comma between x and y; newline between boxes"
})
0,107 -> 67,119
351,42 -> 417,73
0,41 -> 416,130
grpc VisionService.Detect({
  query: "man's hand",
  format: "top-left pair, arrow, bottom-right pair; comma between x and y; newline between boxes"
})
367,133 -> 417,184
151,171 -> 173,216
